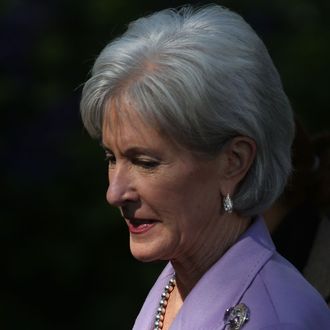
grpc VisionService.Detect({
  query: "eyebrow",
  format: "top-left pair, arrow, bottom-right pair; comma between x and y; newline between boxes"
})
100,141 -> 111,152
100,142 -> 161,158
125,147 -> 161,158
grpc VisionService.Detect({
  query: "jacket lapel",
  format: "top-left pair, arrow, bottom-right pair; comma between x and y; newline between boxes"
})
170,217 -> 275,329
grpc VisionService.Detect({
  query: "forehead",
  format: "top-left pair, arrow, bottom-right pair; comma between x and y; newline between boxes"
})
102,99 -> 176,151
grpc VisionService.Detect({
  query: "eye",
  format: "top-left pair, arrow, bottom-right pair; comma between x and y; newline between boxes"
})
132,158 -> 160,170
105,151 -> 116,167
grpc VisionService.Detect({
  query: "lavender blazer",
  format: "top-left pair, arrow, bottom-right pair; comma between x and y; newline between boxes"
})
133,217 -> 330,329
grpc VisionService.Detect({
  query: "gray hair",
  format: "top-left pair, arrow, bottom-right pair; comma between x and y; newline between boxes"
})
80,4 -> 294,216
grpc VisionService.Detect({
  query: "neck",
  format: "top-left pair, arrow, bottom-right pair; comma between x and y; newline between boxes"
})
171,214 -> 251,300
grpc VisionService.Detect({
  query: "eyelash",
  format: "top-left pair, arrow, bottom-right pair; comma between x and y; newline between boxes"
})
104,152 -> 159,170
132,158 -> 160,169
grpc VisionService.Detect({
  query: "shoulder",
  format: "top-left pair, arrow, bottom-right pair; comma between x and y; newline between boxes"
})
303,214 -> 330,302
241,251 -> 330,329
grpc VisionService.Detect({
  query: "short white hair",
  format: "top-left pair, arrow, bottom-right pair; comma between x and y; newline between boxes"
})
80,4 -> 295,216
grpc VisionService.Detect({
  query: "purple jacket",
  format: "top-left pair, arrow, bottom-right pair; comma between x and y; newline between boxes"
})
133,217 -> 330,329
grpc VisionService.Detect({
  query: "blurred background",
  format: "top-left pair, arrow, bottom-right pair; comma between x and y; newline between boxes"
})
2,0 -> 329,329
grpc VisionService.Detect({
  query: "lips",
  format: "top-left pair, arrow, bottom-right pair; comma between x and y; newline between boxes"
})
125,217 -> 158,234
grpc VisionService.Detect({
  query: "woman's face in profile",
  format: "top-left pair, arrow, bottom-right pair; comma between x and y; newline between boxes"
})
102,102 -> 226,263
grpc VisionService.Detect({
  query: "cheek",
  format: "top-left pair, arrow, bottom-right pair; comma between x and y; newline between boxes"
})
139,175 -> 191,218
176,177 -> 220,220
150,177 -> 211,219
137,164 -> 220,219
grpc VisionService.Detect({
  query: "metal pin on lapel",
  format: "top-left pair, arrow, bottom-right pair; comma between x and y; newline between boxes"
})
224,303 -> 250,329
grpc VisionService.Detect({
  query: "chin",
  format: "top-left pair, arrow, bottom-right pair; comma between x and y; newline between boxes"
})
131,250 -> 160,263
130,241 -> 167,263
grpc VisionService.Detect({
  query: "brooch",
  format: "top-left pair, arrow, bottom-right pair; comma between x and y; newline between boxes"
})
224,303 -> 250,329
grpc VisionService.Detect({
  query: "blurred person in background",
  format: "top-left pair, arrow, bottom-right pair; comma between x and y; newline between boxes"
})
80,4 -> 330,329
264,118 -> 330,306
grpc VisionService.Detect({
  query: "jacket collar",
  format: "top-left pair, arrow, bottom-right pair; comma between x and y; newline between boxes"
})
133,216 -> 275,329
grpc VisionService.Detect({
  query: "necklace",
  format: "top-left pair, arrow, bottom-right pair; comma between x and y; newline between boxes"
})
153,275 -> 176,330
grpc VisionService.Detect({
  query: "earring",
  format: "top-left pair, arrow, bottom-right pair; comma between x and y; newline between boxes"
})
223,193 -> 233,213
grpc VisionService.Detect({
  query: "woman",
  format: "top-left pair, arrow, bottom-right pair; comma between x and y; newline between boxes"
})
80,4 -> 330,329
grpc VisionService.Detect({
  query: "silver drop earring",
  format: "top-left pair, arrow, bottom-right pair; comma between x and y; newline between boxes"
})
223,193 -> 233,213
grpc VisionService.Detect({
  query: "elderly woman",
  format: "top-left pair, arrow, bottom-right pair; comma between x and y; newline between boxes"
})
80,4 -> 330,330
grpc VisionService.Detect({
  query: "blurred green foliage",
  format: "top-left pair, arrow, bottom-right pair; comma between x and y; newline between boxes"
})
2,0 -> 329,329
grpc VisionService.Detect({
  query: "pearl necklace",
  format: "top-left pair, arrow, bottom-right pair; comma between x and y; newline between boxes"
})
154,276 -> 176,330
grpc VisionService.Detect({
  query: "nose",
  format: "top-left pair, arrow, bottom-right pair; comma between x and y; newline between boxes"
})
106,165 -> 138,207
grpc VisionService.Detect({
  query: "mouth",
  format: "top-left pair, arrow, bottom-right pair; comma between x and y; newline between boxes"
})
125,217 -> 159,234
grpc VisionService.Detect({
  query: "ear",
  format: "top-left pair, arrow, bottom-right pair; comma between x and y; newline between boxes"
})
218,136 -> 256,196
